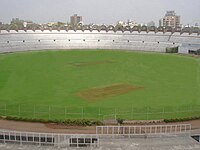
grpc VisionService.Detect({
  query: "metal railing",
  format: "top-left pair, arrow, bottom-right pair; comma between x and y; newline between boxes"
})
0,124 -> 192,148
0,130 -> 99,148
96,124 -> 191,137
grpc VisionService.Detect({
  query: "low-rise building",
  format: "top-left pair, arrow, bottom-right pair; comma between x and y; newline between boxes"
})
70,14 -> 82,26
159,11 -> 180,27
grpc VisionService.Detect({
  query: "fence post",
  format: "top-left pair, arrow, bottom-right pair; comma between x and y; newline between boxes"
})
18,104 -> 21,117
4,104 -> 6,116
65,107 -> 67,119
20,132 -> 22,146
115,107 -> 117,120
49,105 -> 51,120
132,105 -> 134,120
98,107 -> 101,120
176,105 -> 179,118
58,134 -> 60,148
189,104 -> 192,112
82,107 -> 84,119
162,107 -> 165,119
33,105 -> 36,118
190,105 -> 193,116
3,131 -> 5,144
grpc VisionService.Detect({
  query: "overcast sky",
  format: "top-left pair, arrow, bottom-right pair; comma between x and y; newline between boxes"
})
0,0 -> 200,25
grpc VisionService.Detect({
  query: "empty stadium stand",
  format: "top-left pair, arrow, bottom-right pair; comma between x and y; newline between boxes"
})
0,27 -> 200,54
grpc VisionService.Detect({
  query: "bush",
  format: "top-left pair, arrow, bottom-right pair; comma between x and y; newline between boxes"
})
62,119 -> 103,126
166,47 -> 178,53
116,118 -> 124,125
4,116 -> 49,123
164,116 -> 200,123
1,116 -> 103,126
196,49 -> 200,55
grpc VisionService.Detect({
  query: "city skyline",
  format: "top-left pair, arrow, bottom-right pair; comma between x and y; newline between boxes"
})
0,0 -> 200,26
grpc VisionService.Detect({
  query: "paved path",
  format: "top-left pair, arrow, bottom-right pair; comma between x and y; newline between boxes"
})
0,119 -> 96,134
0,119 -> 200,134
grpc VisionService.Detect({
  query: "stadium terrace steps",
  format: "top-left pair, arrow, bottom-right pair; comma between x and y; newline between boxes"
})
0,30 -> 199,54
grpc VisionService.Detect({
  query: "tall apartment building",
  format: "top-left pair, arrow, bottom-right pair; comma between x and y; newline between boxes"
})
70,14 -> 82,26
159,11 -> 180,27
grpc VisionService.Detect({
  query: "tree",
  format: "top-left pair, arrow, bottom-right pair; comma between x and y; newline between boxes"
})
196,49 -> 200,55
117,118 -> 124,125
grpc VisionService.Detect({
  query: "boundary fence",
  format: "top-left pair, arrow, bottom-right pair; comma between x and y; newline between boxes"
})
0,104 -> 200,120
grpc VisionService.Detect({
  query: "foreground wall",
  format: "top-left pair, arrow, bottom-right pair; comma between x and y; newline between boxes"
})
0,30 -> 200,54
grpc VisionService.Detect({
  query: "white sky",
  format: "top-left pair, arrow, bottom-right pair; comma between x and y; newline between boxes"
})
0,0 -> 200,25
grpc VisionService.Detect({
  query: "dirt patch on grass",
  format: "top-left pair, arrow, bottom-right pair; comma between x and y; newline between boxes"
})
69,60 -> 113,67
76,83 -> 144,101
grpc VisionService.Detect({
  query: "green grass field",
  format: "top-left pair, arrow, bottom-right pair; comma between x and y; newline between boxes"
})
0,50 -> 200,120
